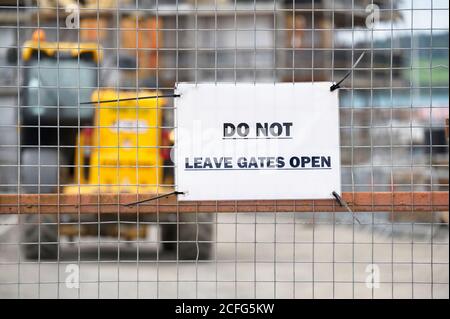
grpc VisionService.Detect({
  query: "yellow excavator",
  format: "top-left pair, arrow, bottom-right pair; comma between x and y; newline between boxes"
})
19,30 -> 212,260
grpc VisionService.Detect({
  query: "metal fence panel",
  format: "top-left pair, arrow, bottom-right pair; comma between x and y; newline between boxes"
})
0,0 -> 448,299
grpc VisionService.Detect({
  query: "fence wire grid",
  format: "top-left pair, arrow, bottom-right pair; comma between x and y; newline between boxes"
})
0,0 -> 448,299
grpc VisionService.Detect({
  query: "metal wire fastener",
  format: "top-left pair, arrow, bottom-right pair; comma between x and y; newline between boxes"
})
80,94 -> 181,105
332,191 -> 361,224
330,51 -> 366,92
123,191 -> 185,207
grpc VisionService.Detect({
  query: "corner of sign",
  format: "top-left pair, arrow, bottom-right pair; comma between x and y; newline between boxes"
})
174,83 -> 180,94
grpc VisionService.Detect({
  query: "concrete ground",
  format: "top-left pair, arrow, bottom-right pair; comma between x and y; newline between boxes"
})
0,213 -> 448,299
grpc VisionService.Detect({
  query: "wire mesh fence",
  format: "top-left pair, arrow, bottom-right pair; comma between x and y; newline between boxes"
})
0,0 -> 448,299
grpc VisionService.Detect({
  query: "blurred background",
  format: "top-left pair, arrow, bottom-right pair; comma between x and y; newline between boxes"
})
0,0 -> 448,193
0,0 -> 448,298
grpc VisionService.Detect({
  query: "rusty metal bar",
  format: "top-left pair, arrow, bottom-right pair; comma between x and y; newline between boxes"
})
0,192 -> 447,214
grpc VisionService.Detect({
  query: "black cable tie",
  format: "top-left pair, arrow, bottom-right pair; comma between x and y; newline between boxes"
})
330,51 -> 366,92
332,191 -> 344,206
80,93 -> 181,105
329,83 -> 341,92
332,191 -> 361,224
123,191 -> 184,207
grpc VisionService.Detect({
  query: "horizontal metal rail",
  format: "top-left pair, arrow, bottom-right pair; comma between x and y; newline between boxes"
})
0,192 -> 447,214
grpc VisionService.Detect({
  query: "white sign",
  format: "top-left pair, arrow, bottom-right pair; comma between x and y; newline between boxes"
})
175,82 -> 341,201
